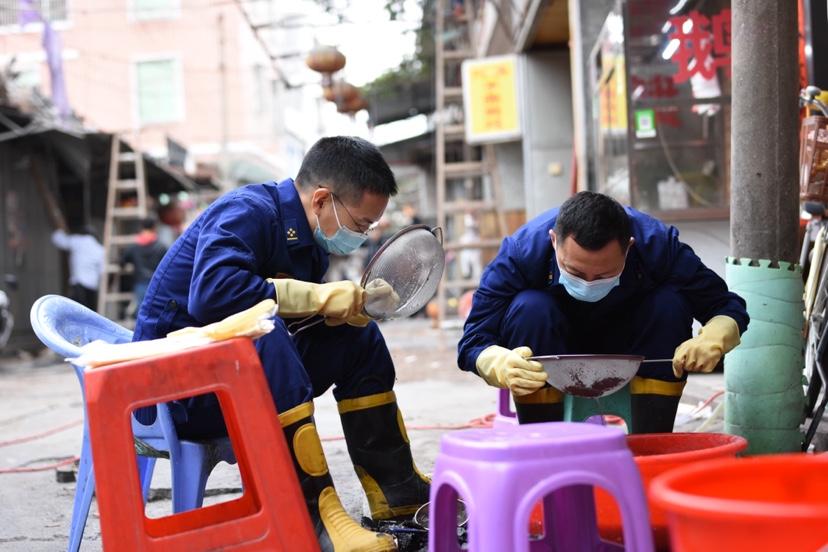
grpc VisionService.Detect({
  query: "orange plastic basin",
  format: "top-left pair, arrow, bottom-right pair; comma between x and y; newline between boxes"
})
595,433 -> 747,549
650,454 -> 828,552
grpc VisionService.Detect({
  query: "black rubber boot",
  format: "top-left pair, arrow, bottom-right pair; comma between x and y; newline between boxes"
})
630,393 -> 681,434
514,386 -> 565,424
338,391 -> 431,521
279,402 -> 396,552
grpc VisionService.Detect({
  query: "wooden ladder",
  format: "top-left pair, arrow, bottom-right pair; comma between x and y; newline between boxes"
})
97,135 -> 148,324
434,0 -> 508,326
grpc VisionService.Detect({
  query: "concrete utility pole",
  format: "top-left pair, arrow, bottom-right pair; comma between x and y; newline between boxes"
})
726,0 -> 804,455
218,12 -> 230,187
730,0 -> 799,262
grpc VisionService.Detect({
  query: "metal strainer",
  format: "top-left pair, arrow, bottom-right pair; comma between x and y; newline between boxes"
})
361,224 -> 445,320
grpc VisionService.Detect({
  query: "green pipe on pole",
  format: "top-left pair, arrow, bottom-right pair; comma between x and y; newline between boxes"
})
725,258 -> 804,454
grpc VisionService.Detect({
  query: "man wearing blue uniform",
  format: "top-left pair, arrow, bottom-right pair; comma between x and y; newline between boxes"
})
134,137 -> 428,552
459,191 -> 749,433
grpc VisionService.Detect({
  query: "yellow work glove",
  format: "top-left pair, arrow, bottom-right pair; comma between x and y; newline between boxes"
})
363,278 -> 400,315
672,315 -> 740,377
475,345 -> 547,396
324,278 -> 398,328
269,278 -> 365,319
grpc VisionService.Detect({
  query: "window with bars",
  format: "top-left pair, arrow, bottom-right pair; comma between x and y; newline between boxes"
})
132,0 -> 178,20
135,58 -> 183,126
0,0 -> 68,27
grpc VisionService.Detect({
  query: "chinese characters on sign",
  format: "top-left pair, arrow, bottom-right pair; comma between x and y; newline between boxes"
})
630,74 -> 681,129
462,55 -> 521,144
667,8 -> 731,83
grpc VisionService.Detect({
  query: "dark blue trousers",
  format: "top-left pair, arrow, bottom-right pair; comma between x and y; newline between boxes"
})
500,285 -> 693,382
173,317 -> 396,439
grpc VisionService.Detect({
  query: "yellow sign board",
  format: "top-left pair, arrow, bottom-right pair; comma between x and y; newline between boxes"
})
462,55 -> 522,144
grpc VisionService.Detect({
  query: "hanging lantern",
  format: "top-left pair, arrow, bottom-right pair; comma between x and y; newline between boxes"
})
324,81 -> 359,103
306,45 -> 346,87
337,94 -> 369,114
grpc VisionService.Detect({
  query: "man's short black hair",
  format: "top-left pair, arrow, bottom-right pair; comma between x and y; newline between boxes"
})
141,217 -> 157,231
295,136 -> 397,203
554,191 -> 631,251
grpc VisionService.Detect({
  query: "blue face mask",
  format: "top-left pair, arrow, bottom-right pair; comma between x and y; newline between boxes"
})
557,266 -> 622,303
313,198 -> 368,255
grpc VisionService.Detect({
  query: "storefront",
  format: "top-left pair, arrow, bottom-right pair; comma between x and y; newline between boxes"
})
590,0 -> 731,219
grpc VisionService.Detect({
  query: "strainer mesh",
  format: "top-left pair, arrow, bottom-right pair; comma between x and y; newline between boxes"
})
362,227 -> 445,319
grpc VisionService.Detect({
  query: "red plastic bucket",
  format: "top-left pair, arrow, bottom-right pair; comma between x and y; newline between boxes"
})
650,454 -> 828,552
594,433 -> 747,549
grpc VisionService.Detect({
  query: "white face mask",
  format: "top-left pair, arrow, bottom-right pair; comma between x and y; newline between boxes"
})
313,198 -> 368,255
557,264 -> 622,302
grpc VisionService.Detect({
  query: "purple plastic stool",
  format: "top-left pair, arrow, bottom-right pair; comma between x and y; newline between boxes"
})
428,422 -> 653,552
493,388 -> 519,427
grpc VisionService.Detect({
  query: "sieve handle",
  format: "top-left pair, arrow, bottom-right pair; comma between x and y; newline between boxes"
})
639,358 -> 673,363
431,226 -> 443,245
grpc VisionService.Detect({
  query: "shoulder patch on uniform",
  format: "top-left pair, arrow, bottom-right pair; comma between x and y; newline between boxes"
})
285,218 -> 300,241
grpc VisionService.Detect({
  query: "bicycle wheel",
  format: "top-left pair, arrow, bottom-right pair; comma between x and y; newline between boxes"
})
804,237 -> 828,416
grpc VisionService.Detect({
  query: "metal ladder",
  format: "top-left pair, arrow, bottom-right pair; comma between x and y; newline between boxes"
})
97,134 -> 148,324
434,0 -> 508,325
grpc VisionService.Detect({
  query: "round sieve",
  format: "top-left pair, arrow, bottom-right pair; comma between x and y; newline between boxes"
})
361,224 -> 445,320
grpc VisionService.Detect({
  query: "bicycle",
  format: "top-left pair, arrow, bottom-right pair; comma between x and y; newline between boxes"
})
799,85 -> 828,450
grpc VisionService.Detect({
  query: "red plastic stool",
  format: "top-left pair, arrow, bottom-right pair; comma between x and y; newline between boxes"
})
84,337 -> 318,551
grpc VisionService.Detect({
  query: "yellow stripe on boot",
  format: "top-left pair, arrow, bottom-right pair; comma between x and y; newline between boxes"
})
286,403 -> 396,552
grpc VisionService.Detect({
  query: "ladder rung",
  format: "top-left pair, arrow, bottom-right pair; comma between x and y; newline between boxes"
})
444,161 -> 486,177
443,279 -> 480,289
443,200 -> 497,213
106,264 -> 133,274
115,180 -> 141,190
109,234 -> 140,245
442,124 -> 465,139
118,152 -> 138,163
444,86 -> 463,99
111,207 -> 144,218
444,239 -> 502,251
443,49 -> 473,61
104,292 -> 134,302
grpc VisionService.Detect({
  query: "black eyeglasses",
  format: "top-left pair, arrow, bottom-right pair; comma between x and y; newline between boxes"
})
321,187 -> 379,235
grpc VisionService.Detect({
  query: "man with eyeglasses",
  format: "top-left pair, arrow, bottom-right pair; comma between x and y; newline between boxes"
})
459,191 -> 749,433
132,136 -> 427,552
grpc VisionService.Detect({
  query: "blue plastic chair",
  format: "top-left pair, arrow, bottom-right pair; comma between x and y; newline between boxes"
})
30,295 -> 236,552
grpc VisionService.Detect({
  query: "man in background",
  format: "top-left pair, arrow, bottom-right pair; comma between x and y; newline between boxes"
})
50,224 -> 104,311
121,217 -> 167,315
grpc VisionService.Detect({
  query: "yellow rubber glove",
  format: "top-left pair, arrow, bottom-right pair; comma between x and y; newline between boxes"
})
325,278 -> 397,328
672,315 -> 740,377
269,278 -> 365,319
475,345 -> 547,396
363,278 -> 400,315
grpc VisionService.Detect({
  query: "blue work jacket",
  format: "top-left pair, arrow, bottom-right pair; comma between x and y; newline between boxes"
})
133,179 -> 328,341
457,207 -> 750,372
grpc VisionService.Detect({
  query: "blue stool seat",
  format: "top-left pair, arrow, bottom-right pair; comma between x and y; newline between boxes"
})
30,295 -> 236,552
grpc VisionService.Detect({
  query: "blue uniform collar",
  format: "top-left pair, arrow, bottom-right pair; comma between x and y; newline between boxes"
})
274,178 -> 317,250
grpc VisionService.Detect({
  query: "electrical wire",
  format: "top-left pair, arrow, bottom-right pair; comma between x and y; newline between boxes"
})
0,418 -> 83,475
0,419 -> 82,448
694,399 -> 724,433
0,455 -> 78,474
655,116 -> 715,207
320,412 -> 496,441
